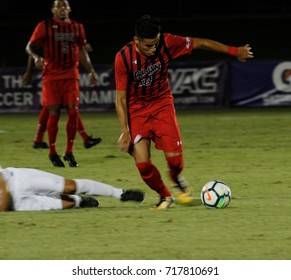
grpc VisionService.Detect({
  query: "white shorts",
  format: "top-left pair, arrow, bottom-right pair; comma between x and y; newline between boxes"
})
4,168 -> 65,211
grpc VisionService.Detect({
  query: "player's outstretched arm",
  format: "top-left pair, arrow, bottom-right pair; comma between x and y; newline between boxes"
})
192,38 -> 254,62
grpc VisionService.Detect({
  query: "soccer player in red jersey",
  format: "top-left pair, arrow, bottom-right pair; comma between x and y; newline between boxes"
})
26,0 -> 98,167
22,46 -> 102,150
115,14 -> 254,209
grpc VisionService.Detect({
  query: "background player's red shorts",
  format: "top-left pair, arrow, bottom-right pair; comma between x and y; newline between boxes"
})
130,104 -> 183,153
42,79 -> 79,106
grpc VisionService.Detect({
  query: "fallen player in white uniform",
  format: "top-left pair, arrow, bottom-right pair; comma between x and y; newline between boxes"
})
0,166 -> 144,211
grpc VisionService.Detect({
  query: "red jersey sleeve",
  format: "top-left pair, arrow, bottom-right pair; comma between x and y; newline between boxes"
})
29,21 -> 46,48
164,33 -> 193,59
78,23 -> 87,47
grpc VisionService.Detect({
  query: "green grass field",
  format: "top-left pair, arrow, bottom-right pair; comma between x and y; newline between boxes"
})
0,108 -> 290,260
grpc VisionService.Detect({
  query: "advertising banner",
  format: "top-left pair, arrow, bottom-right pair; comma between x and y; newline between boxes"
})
0,61 -> 229,113
230,60 -> 291,107
0,65 -> 115,113
168,61 -> 228,108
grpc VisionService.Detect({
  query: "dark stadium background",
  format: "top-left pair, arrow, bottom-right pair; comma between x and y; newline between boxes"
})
1,0 -> 290,67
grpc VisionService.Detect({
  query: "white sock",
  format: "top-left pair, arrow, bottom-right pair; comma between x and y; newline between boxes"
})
71,195 -> 81,208
74,179 -> 123,199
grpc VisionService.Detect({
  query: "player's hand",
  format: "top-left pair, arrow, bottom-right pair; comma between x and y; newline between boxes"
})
118,131 -> 131,153
22,72 -> 32,86
237,44 -> 254,62
84,43 -> 93,52
34,56 -> 45,69
89,71 -> 100,86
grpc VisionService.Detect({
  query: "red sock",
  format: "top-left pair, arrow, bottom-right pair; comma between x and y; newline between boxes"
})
77,113 -> 88,142
47,113 -> 60,156
34,106 -> 49,143
136,160 -> 171,197
65,108 -> 78,154
166,155 -> 184,184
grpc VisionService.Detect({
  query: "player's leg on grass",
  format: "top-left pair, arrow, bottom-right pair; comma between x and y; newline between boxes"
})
33,106 -> 49,149
165,152 -> 193,204
157,105 -> 193,204
77,113 -> 102,149
64,179 -> 144,202
133,139 -> 173,209
63,105 -> 79,167
46,104 -> 65,167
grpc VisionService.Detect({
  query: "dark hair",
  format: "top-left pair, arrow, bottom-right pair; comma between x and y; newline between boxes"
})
51,0 -> 69,8
51,0 -> 58,8
134,14 -> 161,39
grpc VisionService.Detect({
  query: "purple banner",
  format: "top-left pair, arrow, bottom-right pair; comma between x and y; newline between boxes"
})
230,60 -> 291,107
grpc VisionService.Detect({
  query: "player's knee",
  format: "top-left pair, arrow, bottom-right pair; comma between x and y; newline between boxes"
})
136,160 -> 153,177
64,179 -> 77,194
48,105 -> 61,115
62,197 -> 75,209
67,107 -> 78,119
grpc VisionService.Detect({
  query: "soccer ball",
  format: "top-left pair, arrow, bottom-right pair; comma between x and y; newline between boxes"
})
200,180 -> 231,209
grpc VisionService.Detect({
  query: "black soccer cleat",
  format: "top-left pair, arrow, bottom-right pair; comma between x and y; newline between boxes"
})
84,136 -> 102,149
49,154 -> 65,167
63,153 -> 78,167
120,189 -> 145,202
79,196 -> 99,208
33,141 -> 49,149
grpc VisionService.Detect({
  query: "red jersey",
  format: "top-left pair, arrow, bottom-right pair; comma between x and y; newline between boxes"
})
29,17 -> 87,82
114,33 -> 193,116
